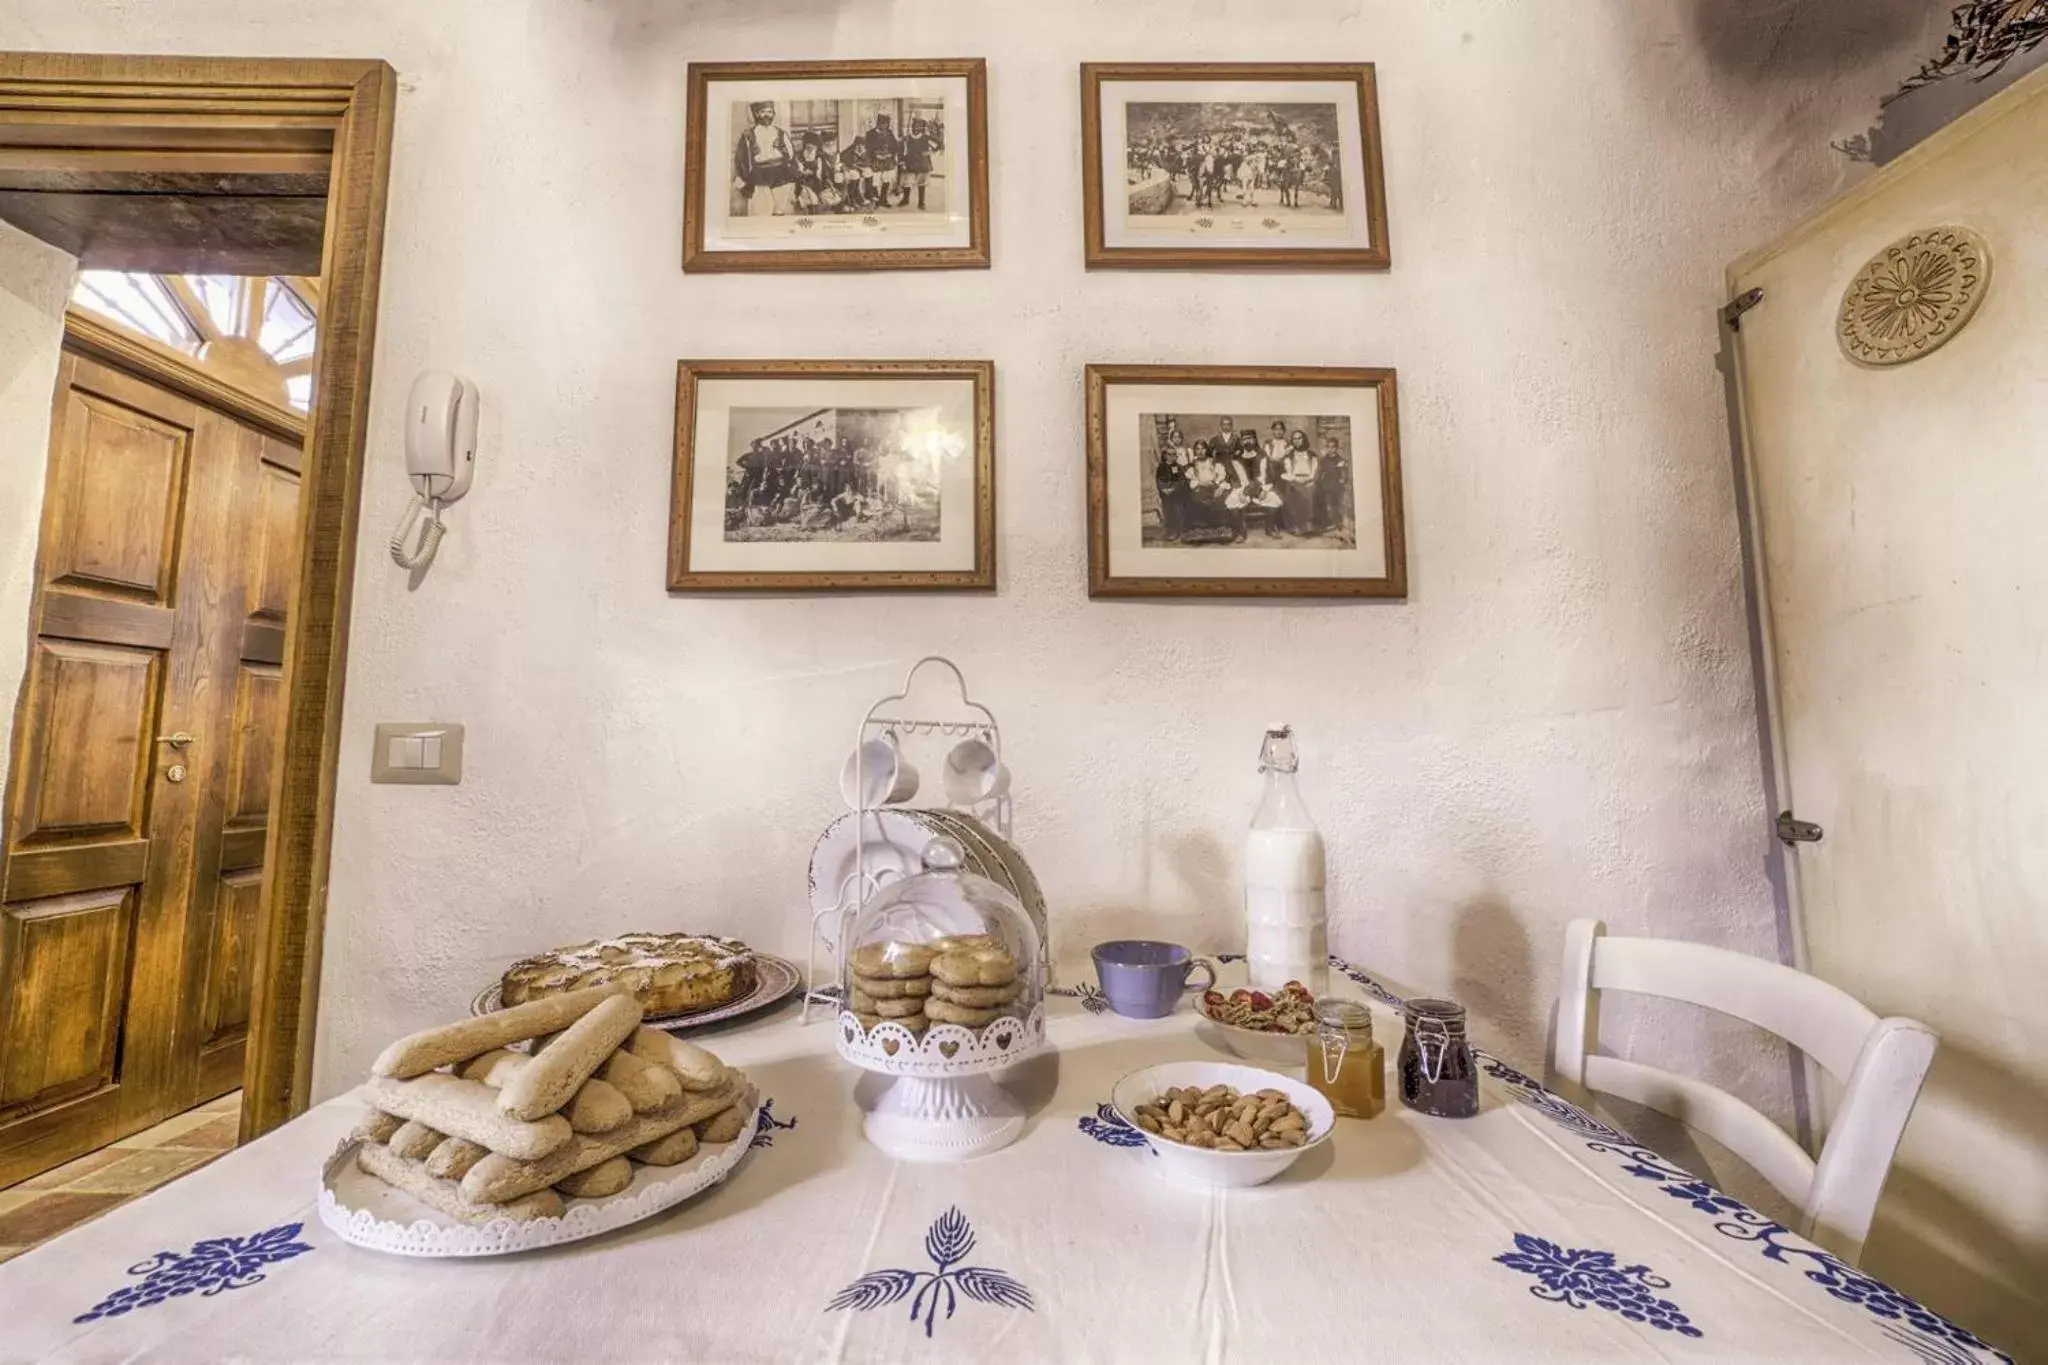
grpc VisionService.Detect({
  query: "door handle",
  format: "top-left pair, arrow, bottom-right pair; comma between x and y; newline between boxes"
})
155,732 -> 197,749
1775,810 -> 1823,845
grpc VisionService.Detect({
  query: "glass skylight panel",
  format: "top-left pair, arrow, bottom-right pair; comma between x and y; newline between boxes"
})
261,284 -> 317,363
186,274 -> 246,339
71,271 -> 200,352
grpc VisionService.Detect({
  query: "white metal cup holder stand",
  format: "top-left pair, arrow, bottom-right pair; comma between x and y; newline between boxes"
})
801,656 -> 1045,1162
800,655 -> 1014,1024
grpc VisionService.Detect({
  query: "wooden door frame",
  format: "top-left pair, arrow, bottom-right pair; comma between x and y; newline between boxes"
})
0,53 -> 397,1139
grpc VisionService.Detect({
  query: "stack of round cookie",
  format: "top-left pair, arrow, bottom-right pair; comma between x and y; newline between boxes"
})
926,937 -> 1022,1027
848,934 -> 1022,1035
849,939 -> 937,1035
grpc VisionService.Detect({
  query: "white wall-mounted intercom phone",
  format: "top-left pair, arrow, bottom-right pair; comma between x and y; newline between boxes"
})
390,371 -> 480,570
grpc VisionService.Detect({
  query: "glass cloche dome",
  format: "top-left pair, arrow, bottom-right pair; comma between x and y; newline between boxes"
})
840,836 -> 1042,1046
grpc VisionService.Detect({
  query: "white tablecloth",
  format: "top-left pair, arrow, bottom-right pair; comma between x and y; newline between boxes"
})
0,963 -> 2013,1364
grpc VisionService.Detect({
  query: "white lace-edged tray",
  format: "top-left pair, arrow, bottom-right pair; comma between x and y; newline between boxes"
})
317,1098 -> 758,1258
468,955 -> 800,1033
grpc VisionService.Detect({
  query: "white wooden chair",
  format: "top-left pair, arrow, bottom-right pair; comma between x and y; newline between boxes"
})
1551,919 -> 1936,1264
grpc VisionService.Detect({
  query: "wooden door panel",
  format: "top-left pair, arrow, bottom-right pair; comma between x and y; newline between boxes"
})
7,638 -> 158,846
39,590 -> 174,651
224,664 -> 282,828
2,841 -> 150,903
43,390 -> 189,602
199,871 -> 260,1052
248,460 -> 300,622
1,343 -> 304,1183
0,889 -> 134,1114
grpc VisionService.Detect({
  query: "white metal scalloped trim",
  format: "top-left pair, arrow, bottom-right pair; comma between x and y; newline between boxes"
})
834,1002 -> 1046,1077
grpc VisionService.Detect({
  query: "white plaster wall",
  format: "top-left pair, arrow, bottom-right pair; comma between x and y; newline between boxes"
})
0,220 -> 74,806
0,3 -> 1942,1126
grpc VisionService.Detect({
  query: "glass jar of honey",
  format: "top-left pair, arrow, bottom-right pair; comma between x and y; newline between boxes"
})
1307,998 -> 1385,1119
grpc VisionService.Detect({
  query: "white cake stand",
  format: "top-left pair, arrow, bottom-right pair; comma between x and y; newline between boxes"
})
836,1004 -> 1046,1163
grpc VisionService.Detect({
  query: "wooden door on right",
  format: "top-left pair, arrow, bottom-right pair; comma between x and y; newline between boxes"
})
1728,67 -> 2048,1353
0,343 -> 300,1187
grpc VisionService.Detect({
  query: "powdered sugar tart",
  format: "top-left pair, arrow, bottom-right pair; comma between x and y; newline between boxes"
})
500,933 -> 757,1018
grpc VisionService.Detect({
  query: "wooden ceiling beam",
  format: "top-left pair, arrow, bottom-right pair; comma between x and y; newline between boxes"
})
0,147 -> 332,181
0,189 -> 328,274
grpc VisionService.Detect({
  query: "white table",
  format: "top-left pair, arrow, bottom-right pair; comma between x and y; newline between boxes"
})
0,963 -> 2013,1363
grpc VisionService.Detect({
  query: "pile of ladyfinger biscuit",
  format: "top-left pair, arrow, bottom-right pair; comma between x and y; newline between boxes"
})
349,984 -> 756,1225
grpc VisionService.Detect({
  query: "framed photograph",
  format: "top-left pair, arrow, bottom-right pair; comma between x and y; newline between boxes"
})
1081,62 -> 1390,270
670,360 -> 995,591
684,59 -> 990,272
1086,364 -> 1404,598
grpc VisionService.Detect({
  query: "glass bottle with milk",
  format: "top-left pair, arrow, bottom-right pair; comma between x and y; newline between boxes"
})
1245,724 -> 1328,995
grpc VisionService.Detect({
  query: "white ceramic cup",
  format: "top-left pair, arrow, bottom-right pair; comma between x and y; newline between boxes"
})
841,737 -> 919,809
941,738 -> 1009,807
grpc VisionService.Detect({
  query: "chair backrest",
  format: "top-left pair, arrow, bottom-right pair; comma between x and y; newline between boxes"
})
1551,919 -> 1936,1264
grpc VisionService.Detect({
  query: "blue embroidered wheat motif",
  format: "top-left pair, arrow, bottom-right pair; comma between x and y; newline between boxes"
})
1479,1055 -> 1633,1143
1495,1233 -> 1702,1337
749,1097 -> 798,1149
828,1206 -> 1033,1339
1047,982 -> 1110,1014
75,1222 -> 314,1322
1077,1102 -> 1149,1149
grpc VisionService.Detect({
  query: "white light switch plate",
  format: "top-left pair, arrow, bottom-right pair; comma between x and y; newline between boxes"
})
371,723 -> 463,784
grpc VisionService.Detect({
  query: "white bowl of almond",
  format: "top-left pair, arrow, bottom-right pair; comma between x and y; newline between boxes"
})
1110,1061 -> 1335,1189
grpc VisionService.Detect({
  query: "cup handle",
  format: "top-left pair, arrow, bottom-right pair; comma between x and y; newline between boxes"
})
1183,959 -> 1218,995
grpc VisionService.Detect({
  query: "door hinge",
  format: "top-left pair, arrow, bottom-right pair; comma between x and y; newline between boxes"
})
1776,810 -> 1823,845
1721,288 -> 1765,330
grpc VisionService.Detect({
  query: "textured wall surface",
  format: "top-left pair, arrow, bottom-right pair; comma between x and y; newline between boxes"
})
0,3 -> 1940,1130
0,221 -> 74,809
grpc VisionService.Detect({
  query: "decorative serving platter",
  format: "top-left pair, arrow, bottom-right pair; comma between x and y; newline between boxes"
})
318,1097 -> 759,1258
808,810 -> 1008,918
469,954 -> 800,1032
919,810 -> 1051,982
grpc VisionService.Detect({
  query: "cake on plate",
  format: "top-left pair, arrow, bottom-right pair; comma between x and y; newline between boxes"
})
500,933 -> 757,1017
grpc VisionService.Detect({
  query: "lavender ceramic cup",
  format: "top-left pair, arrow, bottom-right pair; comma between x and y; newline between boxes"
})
1091,941 -> 1218,1019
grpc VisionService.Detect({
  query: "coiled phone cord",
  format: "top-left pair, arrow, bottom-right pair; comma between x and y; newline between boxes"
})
389,491 -> 447,569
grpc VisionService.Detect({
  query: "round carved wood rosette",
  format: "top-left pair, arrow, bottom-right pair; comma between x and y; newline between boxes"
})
1837,225 -> 1990,367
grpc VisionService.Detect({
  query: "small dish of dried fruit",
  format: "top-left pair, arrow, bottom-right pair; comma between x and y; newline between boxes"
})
1195,981 -> 1318,1064
1110,1061 -> 1334,1188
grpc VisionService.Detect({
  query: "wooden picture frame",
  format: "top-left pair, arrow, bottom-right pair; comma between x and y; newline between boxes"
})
684,59 -> 991,272
1081,62 -> 1390,271
671,359 -> 996,591
1086,363 -> 1405,598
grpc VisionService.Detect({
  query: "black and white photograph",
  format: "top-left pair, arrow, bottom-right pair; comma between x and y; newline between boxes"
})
727,99 -> 950,219
1125,102 -> 1345,222
1087,365 -> 1405,599
685,60 -> 990,272
1082,63 -> 1389,270
723,405 -> 949,544
1140,412 -> 1356,549
672,361 -> 995,591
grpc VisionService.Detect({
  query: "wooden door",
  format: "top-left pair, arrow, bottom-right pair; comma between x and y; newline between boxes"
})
0,347 -> 300,1186
1727,70 -> 2048,1351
